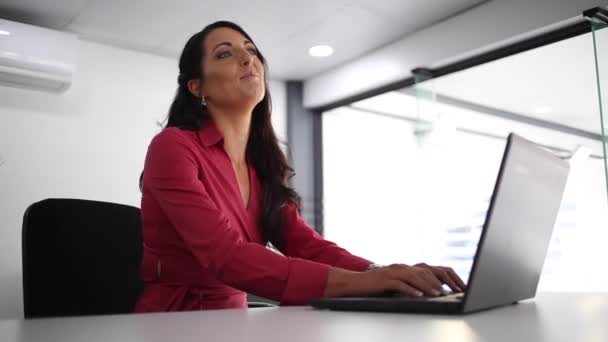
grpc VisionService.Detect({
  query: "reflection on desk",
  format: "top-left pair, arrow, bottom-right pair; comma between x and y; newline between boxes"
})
1,293 -> 607,342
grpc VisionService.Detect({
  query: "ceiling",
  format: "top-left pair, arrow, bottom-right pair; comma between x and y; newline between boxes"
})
0,0 -> 486,80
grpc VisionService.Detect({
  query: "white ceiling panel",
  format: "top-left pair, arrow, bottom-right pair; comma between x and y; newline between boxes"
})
154,0 -> 355,65
263,4 -> 386,79
351,0 -> 480,26
0,0 -> 88,28
68,0 -> 201,52
0,0 -> 486,79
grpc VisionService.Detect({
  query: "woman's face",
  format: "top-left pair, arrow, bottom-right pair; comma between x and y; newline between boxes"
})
200,27 -> 266,111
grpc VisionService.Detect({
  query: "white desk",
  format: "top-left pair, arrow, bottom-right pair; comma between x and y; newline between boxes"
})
1,294 -> 607,342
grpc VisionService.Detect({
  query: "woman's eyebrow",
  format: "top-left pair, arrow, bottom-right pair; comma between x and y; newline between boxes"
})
213,40 -> 255,52
212,42 -> 231,52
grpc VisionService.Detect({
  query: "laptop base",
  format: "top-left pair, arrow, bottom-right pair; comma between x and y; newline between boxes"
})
309,296 -> 464,314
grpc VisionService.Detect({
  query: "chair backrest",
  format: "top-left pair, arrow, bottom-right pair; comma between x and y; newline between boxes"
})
22,198 -> 143,318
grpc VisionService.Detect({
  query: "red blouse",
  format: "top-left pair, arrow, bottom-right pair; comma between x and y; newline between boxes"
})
134,120 -> 372,312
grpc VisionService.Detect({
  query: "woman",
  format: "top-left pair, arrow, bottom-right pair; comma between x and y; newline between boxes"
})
135,21 -> 465,312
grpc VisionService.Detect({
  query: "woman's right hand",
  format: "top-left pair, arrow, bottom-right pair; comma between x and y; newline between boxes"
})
323,264 -> 455,298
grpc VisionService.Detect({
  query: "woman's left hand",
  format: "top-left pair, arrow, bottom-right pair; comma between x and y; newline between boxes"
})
414,263 -> 466,293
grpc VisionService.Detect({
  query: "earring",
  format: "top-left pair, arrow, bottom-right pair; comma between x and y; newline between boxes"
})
201,96 -> 207,107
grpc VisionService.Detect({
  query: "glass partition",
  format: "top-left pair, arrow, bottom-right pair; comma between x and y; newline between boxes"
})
323,30 -> 608,292
590,9 -> 608,200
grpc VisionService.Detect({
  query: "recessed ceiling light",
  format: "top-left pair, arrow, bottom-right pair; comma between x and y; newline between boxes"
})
309,45 -> 334,57
534,105 -> 553,115
0,30 -> 11,36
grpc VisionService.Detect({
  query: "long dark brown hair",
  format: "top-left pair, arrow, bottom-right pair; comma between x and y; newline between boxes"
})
154,21 -> 300,250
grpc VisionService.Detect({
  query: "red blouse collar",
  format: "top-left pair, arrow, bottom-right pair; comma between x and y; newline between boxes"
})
197,119 -> 224,147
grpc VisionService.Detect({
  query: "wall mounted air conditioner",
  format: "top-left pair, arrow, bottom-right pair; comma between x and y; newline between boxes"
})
0,19 -> 78,93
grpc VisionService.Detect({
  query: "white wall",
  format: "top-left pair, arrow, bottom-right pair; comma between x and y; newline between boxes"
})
269,79 -> 287,143
304,0 -> 605,108
0,39 -> 287,319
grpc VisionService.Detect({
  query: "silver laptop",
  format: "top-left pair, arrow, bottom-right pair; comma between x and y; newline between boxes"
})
310,133 -> 570,314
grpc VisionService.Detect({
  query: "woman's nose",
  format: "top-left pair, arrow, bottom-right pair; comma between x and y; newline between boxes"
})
238,49 -> 253,66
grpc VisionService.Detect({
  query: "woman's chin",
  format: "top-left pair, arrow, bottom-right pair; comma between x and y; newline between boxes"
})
239,88 -> 265,104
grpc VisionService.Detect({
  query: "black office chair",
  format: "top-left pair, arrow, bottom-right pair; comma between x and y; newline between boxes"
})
22,198 -> 144,318
22,198 -> 275,318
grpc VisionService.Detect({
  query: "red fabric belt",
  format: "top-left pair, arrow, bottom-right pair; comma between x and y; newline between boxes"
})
141,244 -> 241,297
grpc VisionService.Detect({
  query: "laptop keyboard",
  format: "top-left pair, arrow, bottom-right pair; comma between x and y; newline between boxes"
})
385,291 -> 465,301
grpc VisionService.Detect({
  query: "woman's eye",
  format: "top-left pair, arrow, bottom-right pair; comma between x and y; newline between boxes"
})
216,48 -> 256,59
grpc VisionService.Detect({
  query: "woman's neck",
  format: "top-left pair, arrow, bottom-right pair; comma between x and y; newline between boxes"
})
210,108 -> 252,167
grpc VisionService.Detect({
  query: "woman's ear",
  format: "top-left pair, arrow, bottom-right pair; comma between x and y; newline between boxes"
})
187,79 -> 202,98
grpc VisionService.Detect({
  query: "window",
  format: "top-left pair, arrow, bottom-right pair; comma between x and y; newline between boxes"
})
322,32 -> 608,292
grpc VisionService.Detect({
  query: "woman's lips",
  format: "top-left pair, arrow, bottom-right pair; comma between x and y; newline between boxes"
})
240,72 -> 258,80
